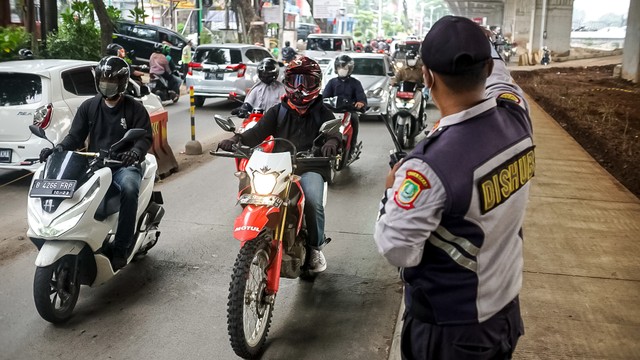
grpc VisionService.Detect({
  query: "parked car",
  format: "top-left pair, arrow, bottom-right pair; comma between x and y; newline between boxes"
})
297,22 -> 321,41
0,59 -> 164,172
305,33 -> 356,70
113,20 -> 190,66
185,43 -> 276,107
321,53 -> 395,121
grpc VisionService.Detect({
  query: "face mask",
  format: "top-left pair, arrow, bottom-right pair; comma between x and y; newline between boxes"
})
99,80 -> 120,99
407,59 -> 417,67
337,69 -> 349,77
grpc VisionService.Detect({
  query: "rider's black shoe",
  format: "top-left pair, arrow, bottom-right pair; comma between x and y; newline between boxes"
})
110,245 -> 129,272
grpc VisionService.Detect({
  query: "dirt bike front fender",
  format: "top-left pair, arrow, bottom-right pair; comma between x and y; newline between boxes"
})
233,205 -> 281,244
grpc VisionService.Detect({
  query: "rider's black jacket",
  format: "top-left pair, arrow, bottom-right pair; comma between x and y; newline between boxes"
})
239,96 -> 338,181
281,46 -> 297,62
322,76 -> 367,106
58,94 -> 153,158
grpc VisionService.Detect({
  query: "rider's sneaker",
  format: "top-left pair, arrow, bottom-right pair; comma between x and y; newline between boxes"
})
309,249 -> 327,273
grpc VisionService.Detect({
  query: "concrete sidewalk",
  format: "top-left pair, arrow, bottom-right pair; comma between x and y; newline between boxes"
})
514,96 -> 640,359
389,88 -> 640,359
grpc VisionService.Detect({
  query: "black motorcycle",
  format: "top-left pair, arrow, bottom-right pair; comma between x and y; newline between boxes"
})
149,71 -> 180,103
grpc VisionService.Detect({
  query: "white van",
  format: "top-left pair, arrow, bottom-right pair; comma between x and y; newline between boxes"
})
304,33 -> 356,70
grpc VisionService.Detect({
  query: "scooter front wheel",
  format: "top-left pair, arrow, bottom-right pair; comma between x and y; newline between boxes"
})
33,255 -> 80,323
227,235 -> 274,359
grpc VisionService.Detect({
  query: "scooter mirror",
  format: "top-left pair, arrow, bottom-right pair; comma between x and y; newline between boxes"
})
110,128 -> 147,153
214,115 -> 236,133
29,124 -> 46,139
29,125 -> 55,147
318,118 -> 342,135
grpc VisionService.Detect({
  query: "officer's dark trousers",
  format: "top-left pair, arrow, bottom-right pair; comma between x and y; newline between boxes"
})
401,297 -> 524,360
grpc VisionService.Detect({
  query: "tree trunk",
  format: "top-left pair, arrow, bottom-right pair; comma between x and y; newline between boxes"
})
90,0 -> 114,55
231,0 -> 260,44
45,0 -> 58,34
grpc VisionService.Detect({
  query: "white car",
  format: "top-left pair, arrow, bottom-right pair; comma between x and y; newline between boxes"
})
0,59 -> 165,172
321,53 -> 395,120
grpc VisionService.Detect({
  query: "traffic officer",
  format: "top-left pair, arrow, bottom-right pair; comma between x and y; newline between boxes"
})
374,16 -> 534,359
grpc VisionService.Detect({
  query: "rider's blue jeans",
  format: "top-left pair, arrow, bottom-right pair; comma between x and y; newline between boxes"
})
299,171 -> 326,250
112,165 -> 142,252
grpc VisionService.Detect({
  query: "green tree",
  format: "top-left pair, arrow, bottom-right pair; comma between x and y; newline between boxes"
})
46,1 -> 102,60
0,26 -> 31,61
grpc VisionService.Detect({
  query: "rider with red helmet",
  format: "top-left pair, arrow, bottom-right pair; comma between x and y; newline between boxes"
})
219,55 -> 339,273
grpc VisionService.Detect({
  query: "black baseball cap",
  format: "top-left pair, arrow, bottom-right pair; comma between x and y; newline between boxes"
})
421,16 -> 492,75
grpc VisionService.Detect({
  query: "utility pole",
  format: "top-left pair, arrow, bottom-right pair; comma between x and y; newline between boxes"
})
279,0 -> 285,57
377,0 -> 382,37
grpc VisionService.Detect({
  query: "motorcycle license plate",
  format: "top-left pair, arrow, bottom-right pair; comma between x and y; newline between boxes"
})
29,179 -> 77,198
0,148 -> 11,163
238,194 -> 283,207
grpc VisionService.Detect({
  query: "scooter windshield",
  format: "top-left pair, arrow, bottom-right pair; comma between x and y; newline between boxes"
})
398,81 -> 418,93
44,151 -> 91,187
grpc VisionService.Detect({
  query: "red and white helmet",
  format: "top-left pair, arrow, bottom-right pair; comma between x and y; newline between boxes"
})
284,55 -> 322,114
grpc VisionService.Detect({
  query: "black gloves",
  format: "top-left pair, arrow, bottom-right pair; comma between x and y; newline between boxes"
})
39,145 -> 64,162
219,134 -> 241,152
322,138 -> 340,157
119,149 -> 140,166
231,103 -> 252,118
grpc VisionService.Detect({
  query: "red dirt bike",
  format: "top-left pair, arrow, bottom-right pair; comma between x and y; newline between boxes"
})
322,96 -> 365,183
211,115 -> 341,359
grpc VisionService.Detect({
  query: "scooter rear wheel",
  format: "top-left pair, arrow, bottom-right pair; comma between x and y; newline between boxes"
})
227,235 -> 274,359
33,255 -> 80,324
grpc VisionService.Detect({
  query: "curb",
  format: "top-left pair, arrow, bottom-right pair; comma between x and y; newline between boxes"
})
388,291 -> 405,360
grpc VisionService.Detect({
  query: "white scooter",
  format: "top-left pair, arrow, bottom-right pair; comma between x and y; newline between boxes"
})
27,125 -> 164,323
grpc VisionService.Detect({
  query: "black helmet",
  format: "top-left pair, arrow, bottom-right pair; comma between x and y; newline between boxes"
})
285,41 -> 290,47
18,48 -> 34,60
258,58 -> 279,85
106,43 -> 125,58
94,56 -> 130,100
153,43 -> 164,53
334,54 -> 354,78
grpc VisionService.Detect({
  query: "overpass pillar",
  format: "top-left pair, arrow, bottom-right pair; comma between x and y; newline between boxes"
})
512,0 -> 573,57
622,0 -> 639,83
502,0 -> 518,40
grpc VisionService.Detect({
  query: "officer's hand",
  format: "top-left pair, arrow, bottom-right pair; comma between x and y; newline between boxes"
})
355,101 -> 366,109
230,107 -> 240,116
218,134 -> 241,152
321,138 -> 340,157
388,150 -> 406,169
386,160 -> 403,188
119,149 -> 140,166
39,145 -> 64,162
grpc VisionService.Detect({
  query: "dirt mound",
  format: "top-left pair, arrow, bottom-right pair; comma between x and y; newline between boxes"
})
512,65 -> 640,198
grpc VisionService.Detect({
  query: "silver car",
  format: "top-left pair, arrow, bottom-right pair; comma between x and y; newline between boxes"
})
185,44 -> 275,107
322,53 -> 395,120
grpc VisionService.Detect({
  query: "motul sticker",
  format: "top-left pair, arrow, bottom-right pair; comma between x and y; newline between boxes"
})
234,225 -> 260,232
394,170 -> 431,210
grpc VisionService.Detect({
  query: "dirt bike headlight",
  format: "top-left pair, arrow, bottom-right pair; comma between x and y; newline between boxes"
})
252,172 -> 278,195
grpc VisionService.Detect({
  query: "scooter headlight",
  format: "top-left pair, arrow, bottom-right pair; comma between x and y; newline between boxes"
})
252,172 -> 278,195
366,87 -> 383,98
36,213 -> 84,237
396,98 -> 414,108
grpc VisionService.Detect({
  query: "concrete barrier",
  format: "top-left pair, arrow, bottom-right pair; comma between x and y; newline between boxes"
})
149,110 -> 179,178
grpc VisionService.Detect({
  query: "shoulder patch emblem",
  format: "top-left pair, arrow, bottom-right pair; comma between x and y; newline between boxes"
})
394,170 -> 431,210
497,92 -> 521,104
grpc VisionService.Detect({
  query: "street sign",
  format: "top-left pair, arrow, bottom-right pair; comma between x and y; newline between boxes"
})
313,0 -> 340,19
263,6 -> 281,24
